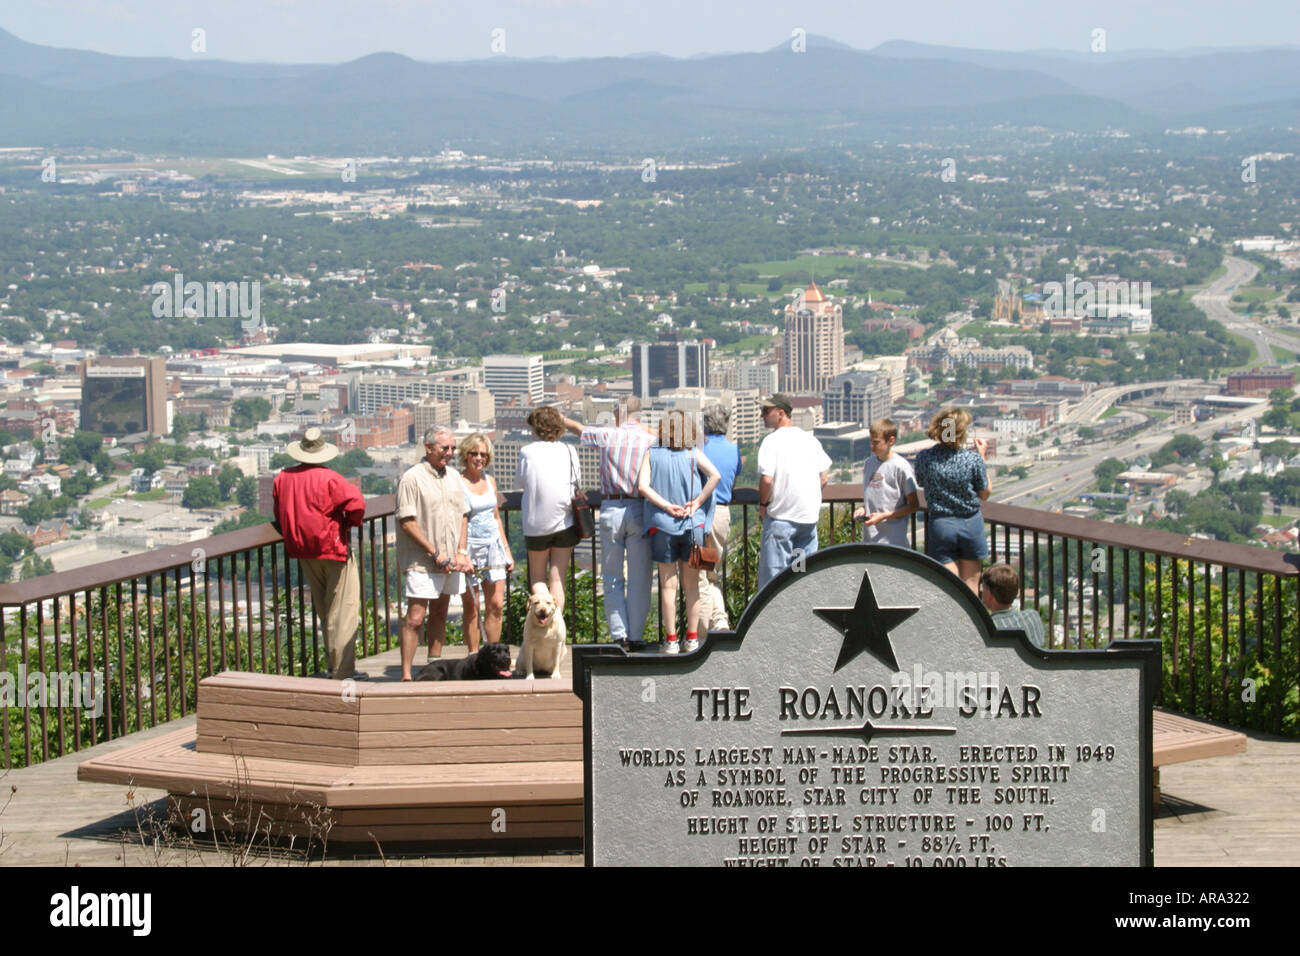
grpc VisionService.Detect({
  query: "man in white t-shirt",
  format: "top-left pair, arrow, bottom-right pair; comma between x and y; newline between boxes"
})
757,394 -> 831,589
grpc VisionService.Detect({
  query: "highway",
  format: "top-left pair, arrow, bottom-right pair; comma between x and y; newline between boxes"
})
1194,255 -> 1300,366
994,403 -> 1261,511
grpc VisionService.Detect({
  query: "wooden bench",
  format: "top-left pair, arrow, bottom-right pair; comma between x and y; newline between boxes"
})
77,671 -> 584,849
78,674 -> 1247,848
1151,709 -> 1247,807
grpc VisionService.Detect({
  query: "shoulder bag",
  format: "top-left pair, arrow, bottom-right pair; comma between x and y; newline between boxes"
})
686,451 -> 719,570
569,446 -> 594,540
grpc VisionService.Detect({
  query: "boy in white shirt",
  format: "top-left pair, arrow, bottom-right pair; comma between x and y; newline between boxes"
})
853,418 -> 919,549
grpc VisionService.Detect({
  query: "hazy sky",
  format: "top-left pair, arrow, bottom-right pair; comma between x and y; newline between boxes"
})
10,0 -> 1300,63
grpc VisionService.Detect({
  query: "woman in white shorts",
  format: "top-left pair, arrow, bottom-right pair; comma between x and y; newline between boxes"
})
457,433 -> 513,649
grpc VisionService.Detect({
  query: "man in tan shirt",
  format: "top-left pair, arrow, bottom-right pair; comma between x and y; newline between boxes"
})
397,426 -> 472,681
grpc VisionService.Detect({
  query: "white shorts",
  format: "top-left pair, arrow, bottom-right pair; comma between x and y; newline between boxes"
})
404,566 -> 468,600
467,538 -> 509,583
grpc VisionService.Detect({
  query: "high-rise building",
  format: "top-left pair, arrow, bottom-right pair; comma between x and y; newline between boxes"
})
491,432 -> 600,492
782,281 -> 844,395
821,371 -> 892,428
79,356 -> 168,437
657,387 -> 763,445
632,338 -> 709,400
459,388 -> 495,425
411,397 -> 452,439
353,375 -> 469,415
484,354 -> 544,405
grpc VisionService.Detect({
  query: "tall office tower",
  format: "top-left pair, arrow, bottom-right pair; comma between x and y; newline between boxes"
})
483,354 -> 544,405
632,338 -> 710,400
79,356 -> 168,437
411,396 -> 452,438
458,388 -> 495,424
782,281 -> 844,394
821,371 -> 892,428
657,387 -> 763,445
738,359 -> 779,395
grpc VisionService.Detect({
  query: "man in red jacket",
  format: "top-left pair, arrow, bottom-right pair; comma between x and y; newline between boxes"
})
273,428 -> 367,679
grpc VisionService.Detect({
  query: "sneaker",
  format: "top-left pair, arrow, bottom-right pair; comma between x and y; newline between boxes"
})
664,639 -> 680,655
683,637 -> 700,653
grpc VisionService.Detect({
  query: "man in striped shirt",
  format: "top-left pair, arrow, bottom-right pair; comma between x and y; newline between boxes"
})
564,399 -> 656,646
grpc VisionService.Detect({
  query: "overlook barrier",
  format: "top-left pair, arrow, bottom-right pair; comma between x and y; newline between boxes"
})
1,488 -> 1296,768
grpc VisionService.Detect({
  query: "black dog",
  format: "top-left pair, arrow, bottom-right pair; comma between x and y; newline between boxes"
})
415,642 -> 515,681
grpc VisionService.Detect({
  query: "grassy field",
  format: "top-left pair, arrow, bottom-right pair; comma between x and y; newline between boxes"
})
85,497 -> 111,509
130,489 -> 170,502
745,254 -> 864,276
682,281 -> 775,297
1099,406 -> 1120,420
1230,284 -> 1281,313
717,333 -> 780,354
1223,330 -> 1264,372
1256,514 -> 1295,529
1271,344 -> 1298,363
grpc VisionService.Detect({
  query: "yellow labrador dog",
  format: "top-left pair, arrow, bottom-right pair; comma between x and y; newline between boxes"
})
517,582 -> 566,679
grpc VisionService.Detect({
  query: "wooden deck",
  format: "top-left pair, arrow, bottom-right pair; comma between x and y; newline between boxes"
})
2,644 -> 1296,865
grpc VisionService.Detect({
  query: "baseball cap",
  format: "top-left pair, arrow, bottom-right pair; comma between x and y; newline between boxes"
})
760,394 -> 793,415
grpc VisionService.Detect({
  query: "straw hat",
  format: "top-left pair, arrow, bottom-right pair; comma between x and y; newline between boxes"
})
286,427 -> 339,465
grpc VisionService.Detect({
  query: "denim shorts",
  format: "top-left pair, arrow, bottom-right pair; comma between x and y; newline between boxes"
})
926,513 -> 989,565
648,528 -> 694,564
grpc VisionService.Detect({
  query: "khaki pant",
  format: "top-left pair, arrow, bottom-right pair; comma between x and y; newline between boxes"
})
299,553 -> 361,678
696,505 -> 731,631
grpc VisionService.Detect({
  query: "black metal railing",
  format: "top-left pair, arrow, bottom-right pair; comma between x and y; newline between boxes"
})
2,486 -> 1296,768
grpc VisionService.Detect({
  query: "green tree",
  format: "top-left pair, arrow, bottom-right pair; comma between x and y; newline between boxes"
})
230,397 -> 273,430
217,464 -> 243,499
181,476 -> 221,509
17,497 -> 53,525
235,475 -> 259,509
19,554 -> 55,579
211,510 -> 272,535
1093,457 -> 1126,492
134,446 -> 167,475
0,530 -> 32,560
1262,406 -> 1292,431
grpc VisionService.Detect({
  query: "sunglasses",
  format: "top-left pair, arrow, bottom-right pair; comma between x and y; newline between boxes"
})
467,451 -> 488,459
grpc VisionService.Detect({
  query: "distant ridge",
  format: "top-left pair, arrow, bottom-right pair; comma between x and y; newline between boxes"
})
1,25 -> 1297,152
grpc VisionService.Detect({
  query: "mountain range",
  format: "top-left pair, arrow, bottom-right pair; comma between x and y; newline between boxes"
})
2,27 -> 1297,155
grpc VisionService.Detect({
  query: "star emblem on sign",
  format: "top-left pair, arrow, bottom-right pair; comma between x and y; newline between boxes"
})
813,571 -> 919,672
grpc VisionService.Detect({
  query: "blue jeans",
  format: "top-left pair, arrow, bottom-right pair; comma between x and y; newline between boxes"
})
758,518 -> 818,591
600,499 -> 652,642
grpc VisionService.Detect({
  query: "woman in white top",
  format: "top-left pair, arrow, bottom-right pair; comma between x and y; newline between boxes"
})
457,433 -> 513,650
517,406 -> 581,615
